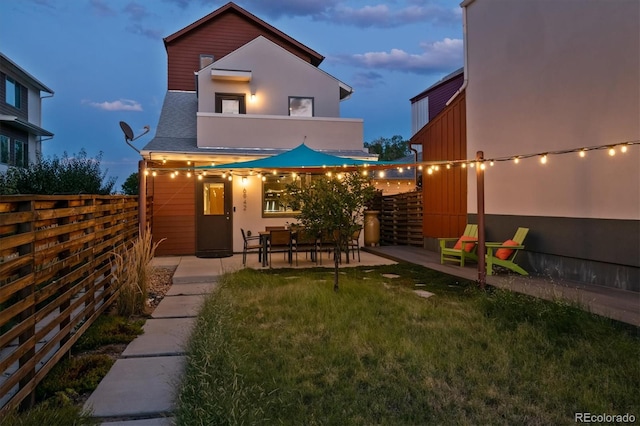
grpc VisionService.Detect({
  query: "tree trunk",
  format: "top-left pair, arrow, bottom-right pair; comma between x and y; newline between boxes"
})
333,242 -> 340,292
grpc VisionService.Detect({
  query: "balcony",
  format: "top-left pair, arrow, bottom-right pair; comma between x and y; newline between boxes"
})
196,113 -> 364,151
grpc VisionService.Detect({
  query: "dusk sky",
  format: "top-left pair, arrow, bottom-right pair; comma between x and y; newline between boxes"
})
1,0 -> 463,188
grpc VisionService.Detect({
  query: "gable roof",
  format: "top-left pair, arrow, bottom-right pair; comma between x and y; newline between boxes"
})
0,52 -> 54,94
410,67 -> 463,103
209,36 -> 353,100
164,2 -> 324,67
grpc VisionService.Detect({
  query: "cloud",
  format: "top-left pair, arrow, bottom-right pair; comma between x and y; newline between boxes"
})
335,37 -> 463,74
328,3 -> 461,28
126,23 -> 164,39
351,71 -> 385,89
195,0 -> 458,28
90,0 -> 116,17
123,2 -> 149,21
84,99 -> 144,112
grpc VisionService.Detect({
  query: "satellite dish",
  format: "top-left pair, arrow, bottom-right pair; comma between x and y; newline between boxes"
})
120,121 -> 134,141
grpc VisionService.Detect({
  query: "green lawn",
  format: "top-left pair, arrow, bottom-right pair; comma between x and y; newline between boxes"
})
176,264 -> 639,425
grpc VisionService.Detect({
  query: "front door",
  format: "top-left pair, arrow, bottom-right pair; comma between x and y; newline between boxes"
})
196,177 -> 233,257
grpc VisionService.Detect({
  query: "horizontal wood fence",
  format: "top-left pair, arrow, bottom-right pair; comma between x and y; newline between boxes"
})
0,195 -> 143,412
380,191 -> 423,247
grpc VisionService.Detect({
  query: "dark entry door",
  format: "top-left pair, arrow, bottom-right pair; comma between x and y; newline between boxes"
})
196,177 -> 233,257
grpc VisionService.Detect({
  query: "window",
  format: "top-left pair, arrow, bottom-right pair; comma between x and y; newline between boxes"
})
203,182 -> 225,215
5,77 -> 21,108
262,173 -> 325,217
14,140 -> 27,168
288,97 -> 313,117
215,93 -> 246,114
0,135 -> 9,164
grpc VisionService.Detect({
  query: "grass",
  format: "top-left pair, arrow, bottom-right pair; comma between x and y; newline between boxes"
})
176,264 -> 640,425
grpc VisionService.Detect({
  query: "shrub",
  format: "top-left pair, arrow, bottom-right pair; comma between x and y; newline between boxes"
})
0,149 -> 115,195
111,228 -> 165,317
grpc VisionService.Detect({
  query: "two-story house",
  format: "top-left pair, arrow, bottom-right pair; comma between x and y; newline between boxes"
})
142,2 -> 375,257
0,52 -> 54,172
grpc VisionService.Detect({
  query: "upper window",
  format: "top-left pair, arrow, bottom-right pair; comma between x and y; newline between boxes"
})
5,77 -> 21,108
215,93 -> 246,114
289,97 -> 313,117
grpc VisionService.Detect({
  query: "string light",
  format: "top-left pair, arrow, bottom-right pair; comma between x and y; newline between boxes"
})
144,139 -> 638,180
152,171 -> 157,177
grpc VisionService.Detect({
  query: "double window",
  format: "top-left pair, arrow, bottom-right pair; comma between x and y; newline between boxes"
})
0,135 -> 28,167
262,173 -> 324,217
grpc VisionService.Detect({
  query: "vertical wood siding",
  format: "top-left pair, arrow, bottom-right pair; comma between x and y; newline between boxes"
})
149,172 -> 196,255
167,11 -> 314,91
411,91 -> 467,238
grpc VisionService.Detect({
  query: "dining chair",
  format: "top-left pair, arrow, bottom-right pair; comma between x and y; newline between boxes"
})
347,226 -> 362,262
268,229 -> 292,267
241,228 -> 261,266
293,227 -> 319,266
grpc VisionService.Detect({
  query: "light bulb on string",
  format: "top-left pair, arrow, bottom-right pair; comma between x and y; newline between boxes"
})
513,157 -> 520,164
620,145 -> 628,153
608,147 -> 616,156
579,149 -> 586,158
540,154 -> 548,164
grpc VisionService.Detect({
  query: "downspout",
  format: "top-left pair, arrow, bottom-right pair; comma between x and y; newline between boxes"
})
407,140 -> 419,189
446,3 -> 469,106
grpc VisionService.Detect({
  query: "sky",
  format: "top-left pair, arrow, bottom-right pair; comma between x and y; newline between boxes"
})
1,0 -> 463,189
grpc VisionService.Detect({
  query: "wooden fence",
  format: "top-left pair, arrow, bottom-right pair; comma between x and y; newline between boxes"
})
0,195 -> 142,412
380,191 -> 423,247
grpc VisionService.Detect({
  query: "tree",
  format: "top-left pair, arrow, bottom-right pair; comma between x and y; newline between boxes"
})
364,135 -> 410,161
122,172 -> 139,195
286,172 -> 375,291
0,149 -> 116,195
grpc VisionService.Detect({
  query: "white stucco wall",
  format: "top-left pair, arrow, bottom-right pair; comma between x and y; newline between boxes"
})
464,0 -> 640,220
198,36 -> 342,117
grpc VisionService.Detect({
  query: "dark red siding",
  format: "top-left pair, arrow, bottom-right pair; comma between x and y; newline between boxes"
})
411,91 -> 467,239
166,10 -> 316,92
149,168 -> 196,255
426,73 -> 463,121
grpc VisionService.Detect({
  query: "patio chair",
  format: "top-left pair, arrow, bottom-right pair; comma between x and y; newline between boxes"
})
438,224 -> 479,267
293,227 -> 319,266
486,227 -> 529,275
241,228 -> 261,266
268,229 -> 292,267
346,226 -> 362,262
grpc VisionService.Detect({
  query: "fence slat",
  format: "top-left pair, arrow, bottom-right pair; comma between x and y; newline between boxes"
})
0,194 -> 144,413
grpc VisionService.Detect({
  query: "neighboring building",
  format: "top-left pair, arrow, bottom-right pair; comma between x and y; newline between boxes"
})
410,69 -> 468,244
460,0 -> 639,290
374,152 -> 421,195
410,67 -> 463,136
0,52 -> 54,172
142,2 -> 375,257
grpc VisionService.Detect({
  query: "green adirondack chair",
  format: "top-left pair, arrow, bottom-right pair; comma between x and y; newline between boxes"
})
485,227 -> 529,275
439,224 -> 479,267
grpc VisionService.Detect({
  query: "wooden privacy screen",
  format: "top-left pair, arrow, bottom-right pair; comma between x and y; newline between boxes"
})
380,191 -> 423,247
0,195 -> 142,412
